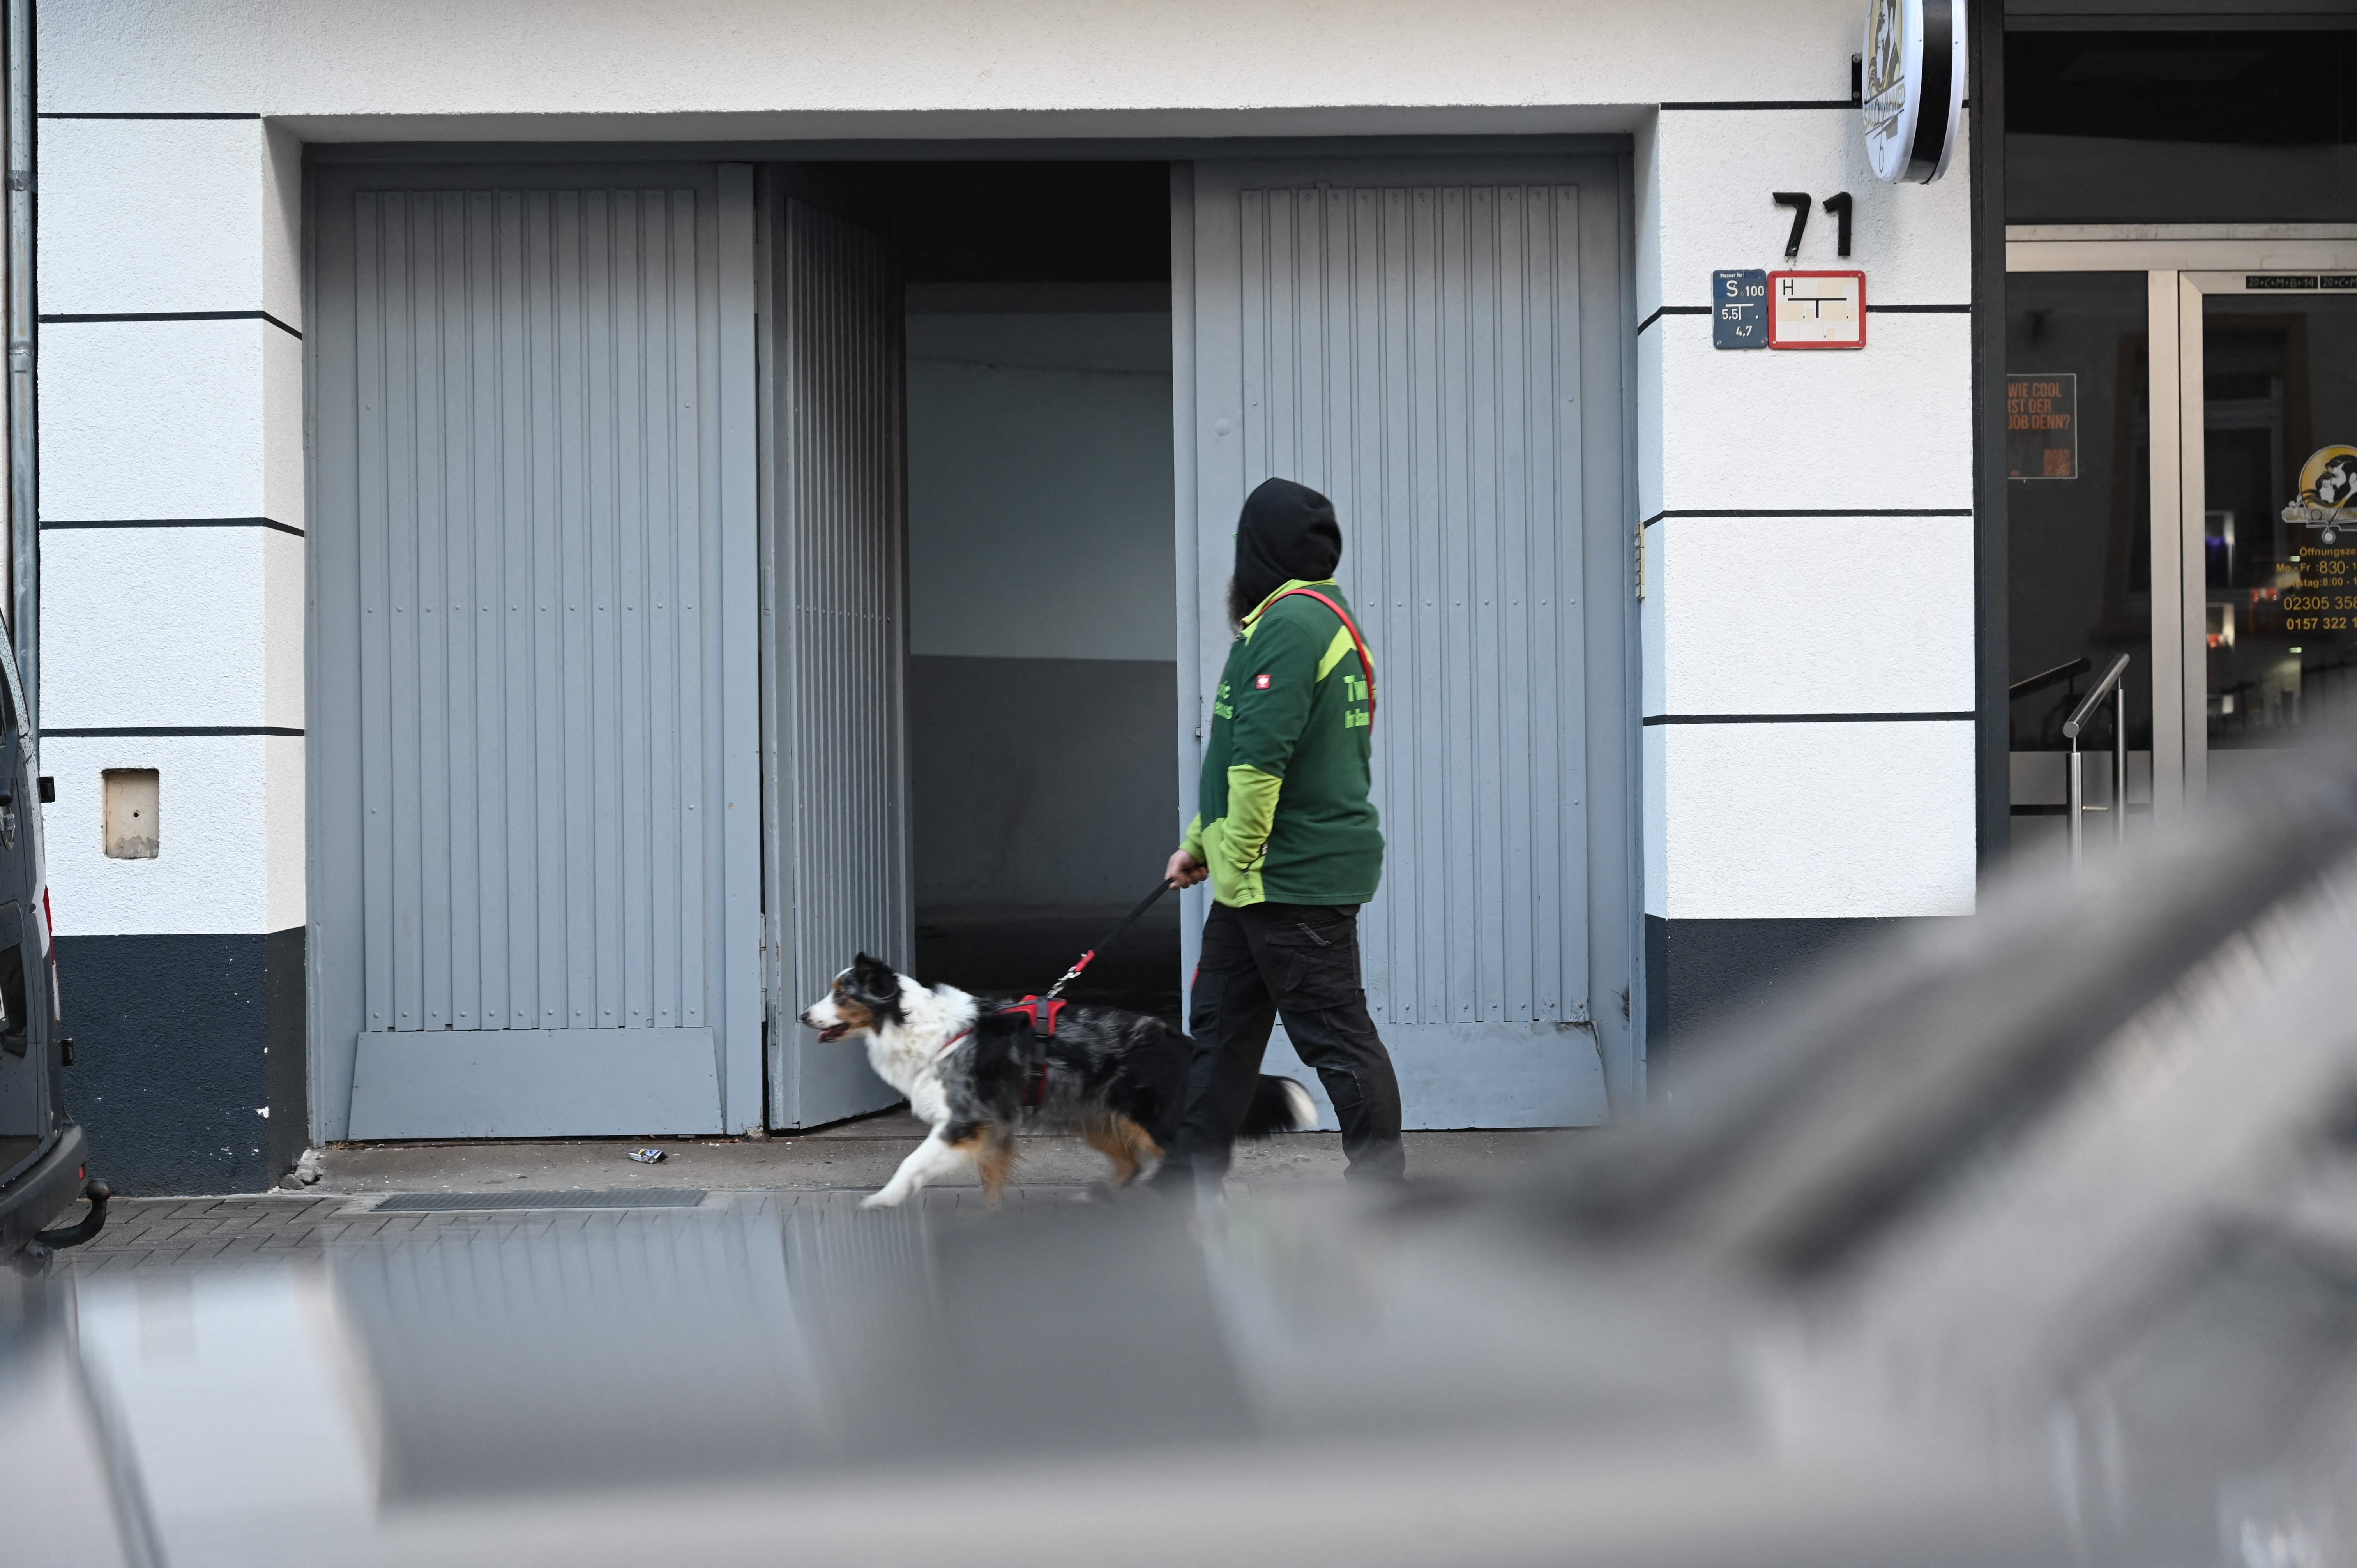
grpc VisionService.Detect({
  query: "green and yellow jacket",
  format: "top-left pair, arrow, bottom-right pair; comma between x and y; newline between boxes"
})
1182,579 -> 1383,907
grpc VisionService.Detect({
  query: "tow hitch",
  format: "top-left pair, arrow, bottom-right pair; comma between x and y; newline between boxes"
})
33,1179 -> 109,1250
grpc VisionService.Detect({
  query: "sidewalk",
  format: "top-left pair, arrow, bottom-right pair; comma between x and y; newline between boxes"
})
293,1112 -> 1578,1197
57,1187 -> 1062,1275
51,1118 -> 1580,1275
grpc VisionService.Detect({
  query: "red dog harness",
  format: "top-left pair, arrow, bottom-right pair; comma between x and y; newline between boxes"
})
1270,586 -> 1377,723
1003,996 -> 1063,1107
933,996 -> 1065,1107
1000,995 -> 1068,1038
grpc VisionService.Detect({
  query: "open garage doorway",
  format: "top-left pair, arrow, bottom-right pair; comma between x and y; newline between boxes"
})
898,169 -> 1180,1021
762,161 -> 1178,1129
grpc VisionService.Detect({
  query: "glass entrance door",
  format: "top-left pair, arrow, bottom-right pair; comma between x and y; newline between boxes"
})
2005,234 -> 2357,855
2004,270 -> 2158,859
2181,275 -> 2357,800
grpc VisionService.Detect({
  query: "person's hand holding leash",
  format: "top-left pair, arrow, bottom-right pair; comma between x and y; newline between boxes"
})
1165,848 -> 1209,889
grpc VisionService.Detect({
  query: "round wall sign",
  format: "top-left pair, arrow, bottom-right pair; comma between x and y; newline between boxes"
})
1861,0 -> 1967,184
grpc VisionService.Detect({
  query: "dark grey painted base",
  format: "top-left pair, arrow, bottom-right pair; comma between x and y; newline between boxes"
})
265,927 -> 307,1181
55,931 -> 307,1196
1645,915 -> 1930,1077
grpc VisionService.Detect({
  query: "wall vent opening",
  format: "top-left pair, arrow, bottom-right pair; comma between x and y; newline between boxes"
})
102,769 -> 159,860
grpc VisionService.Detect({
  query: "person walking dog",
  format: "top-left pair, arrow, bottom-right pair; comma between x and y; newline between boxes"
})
1157,477 -> 1406,1188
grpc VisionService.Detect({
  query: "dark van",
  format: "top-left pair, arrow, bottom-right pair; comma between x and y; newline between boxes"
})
0,625 -> 102,1257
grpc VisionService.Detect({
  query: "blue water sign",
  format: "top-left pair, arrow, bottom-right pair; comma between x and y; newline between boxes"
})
1713,269 -> 1768,349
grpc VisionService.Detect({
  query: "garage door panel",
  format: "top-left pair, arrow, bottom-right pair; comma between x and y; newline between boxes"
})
1187,159 -> 1611,1127
316,165 -> 755,1141
352,184 -> 712,1038
761,193 -> 910,1130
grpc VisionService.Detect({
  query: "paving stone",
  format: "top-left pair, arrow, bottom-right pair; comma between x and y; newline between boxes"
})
62,1178 -> 1262,1274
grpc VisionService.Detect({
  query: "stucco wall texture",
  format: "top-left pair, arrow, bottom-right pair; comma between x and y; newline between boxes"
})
47,0 -> 1870,122
1634,78 -> 1975,925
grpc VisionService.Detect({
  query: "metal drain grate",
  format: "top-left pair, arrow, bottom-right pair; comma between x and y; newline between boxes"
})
373,1188 -> 707,1213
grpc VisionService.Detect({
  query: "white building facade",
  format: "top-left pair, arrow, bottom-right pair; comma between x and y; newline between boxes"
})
31,0 -> 1998,1191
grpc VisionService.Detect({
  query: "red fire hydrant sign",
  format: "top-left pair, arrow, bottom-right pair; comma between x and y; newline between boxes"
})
1768,270 -> 1866,349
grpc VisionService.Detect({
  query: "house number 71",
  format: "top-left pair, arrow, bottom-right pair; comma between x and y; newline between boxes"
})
1771,192 -> 1854,260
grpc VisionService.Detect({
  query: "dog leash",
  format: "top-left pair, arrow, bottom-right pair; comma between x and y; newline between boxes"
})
930,875 -> 1178,1062
1042,876 -> 1178,1001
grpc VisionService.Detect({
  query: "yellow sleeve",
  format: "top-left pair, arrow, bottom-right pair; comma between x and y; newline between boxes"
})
1179,812 -> 1206,863
1200,765 -> 1281,907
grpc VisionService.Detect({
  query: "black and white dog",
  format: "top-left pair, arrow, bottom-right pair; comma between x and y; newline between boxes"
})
801,953 -> 1315,1208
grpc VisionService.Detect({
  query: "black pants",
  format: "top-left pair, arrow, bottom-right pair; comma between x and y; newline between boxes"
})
1164,901 -> 1406,1183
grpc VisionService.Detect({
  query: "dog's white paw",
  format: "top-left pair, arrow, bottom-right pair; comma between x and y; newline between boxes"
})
860,1190 -> 902,1210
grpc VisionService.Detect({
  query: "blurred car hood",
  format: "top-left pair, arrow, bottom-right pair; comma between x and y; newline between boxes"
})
11,745 -> 2357,1567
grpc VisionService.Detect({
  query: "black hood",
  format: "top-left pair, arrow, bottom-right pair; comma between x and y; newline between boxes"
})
1233,477 -> 1342,620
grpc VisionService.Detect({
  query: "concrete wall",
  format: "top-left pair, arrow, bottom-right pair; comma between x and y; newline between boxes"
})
908,657 -> 1178,910
1634,92 -> 1977,1046
906,298 -> 1175,664
905,298 -> 1177,915
45,2 -> 1887,133
34,110 -> 305,1189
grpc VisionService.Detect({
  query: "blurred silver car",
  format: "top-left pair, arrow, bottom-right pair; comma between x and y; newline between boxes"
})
7,744 -> 2357,1567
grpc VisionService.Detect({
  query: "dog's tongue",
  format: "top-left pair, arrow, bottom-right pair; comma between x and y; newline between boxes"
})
817,1024 -> 848,1042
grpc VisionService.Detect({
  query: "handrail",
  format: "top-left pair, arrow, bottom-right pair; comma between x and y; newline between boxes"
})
2064,653 -> 2131,871
2062,654 -> 2131,740
2009,657 -> 2090,699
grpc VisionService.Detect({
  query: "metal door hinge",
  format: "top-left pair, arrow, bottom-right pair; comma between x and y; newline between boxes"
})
1634,523 -> 1650,601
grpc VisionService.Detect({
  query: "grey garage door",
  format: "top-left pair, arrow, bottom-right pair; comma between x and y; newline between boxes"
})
1177,156 -> 1633,1127
761,192 -> 912,1129
311,163 -> 763,1141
